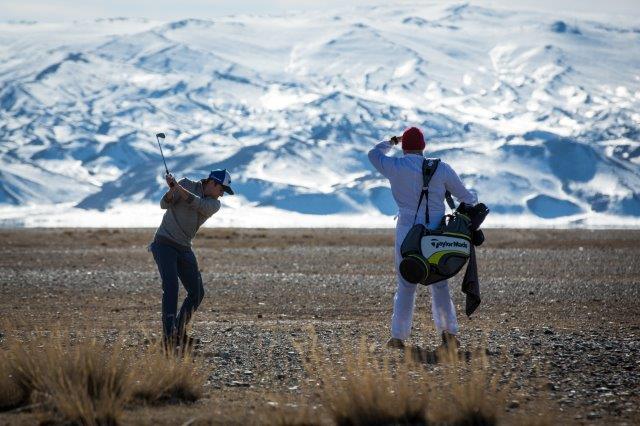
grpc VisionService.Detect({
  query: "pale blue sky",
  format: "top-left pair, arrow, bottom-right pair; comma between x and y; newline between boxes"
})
2,0 -> 639,22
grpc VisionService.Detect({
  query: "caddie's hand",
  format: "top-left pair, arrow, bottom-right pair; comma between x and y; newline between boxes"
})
390,135 -> 402,145
165,173 -> 176,188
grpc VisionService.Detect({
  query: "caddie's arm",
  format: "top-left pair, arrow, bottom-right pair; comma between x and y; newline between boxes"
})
170,178 -> 221,217
367,136 -> 401,178
443,163 -> 478,205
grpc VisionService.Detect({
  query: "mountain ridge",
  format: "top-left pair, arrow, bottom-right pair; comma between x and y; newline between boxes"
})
0,3 -> 639,227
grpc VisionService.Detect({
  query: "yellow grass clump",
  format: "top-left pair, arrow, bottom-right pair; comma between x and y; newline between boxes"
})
0,330 -> 204,425
5,336 -> 131,425
277,329 -> 535,426
0,346 -> 29,411
131,343 -> 204,404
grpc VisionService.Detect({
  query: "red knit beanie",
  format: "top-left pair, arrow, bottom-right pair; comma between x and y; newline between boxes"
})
401,127 -> 425,151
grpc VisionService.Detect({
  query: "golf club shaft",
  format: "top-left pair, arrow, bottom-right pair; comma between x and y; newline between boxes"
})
155,135 -> 170,175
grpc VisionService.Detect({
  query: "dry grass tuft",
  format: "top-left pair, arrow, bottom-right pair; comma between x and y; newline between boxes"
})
0,348 -> 29,411
321,344 -> 427,425
0,330 -> 205,424
281,330 -> 526,426
427,347 -> 500,426
6,336 -> 132,425
131,344 -> 204,404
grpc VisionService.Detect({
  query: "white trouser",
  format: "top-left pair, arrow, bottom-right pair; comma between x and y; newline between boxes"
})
391,223 -> 459,340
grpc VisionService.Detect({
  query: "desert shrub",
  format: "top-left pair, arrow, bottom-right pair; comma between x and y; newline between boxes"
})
131,343 -> 204,404
7,337 -> 131,425
287,330 -> 507,426
0,348 -> 29,411
293,333 -> 429,426
323,347 -> 428,425
1,330 -> 205,424
426,347 -> 500,426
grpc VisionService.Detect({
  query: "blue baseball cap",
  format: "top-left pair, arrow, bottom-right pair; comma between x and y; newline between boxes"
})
207,169 -> 234,195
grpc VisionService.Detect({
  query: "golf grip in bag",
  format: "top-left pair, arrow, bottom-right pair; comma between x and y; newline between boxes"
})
398,159 -> 489,285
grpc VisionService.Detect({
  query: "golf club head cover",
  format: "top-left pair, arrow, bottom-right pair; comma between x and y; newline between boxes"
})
457,202 -> 490,231
471,229 -> 485,246
470,203 -> 489,230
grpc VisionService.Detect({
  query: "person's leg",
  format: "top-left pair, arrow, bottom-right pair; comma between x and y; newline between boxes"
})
428,279 -> 459,335
150,242 -> 180,342
175,249 -> 205,337
391,224 -> 418,340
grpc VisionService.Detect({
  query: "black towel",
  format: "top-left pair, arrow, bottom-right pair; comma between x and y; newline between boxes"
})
462,244 -> 481,316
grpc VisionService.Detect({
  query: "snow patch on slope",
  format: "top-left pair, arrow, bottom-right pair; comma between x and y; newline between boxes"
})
0,4 -> 639,227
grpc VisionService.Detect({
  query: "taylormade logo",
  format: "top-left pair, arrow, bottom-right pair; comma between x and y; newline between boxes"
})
430,239 -> 468,249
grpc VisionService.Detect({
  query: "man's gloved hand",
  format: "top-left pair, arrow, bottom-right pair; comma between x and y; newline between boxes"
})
390,135 -> 402,145
166,173 -> 176,188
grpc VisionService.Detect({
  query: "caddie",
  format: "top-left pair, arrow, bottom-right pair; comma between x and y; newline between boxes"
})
150,169 -> 234,347
368,127 -> 477,349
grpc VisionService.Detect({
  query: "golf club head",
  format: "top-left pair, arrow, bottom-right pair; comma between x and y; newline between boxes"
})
156,132 -> 165,139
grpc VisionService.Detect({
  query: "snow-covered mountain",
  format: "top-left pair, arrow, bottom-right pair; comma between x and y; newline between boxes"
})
1,3 -> 639,227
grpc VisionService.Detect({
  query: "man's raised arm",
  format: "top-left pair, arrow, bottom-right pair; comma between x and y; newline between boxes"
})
166,175 -> 220,217
368,136 -> 401,179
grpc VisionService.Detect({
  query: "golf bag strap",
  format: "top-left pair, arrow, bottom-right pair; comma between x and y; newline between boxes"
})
412,158 -> 441,225
445,191 -> 455,210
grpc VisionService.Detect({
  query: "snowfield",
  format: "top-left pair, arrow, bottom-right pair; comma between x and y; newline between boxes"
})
0,3 -> 639,227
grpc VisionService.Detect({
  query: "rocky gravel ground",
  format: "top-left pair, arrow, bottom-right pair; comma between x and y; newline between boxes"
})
0,228 -> 638,425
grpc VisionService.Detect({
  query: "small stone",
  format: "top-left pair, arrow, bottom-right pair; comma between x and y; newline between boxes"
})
544,328 -> 554,335
587,412 -> 600,420
257,314 -> 263,318
508,400 -> 520,409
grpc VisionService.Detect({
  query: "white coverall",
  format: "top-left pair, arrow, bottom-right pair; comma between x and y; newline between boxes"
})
368,140 -> 477,340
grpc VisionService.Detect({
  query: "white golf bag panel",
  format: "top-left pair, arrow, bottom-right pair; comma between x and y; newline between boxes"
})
421,234 -> 471,270
421,235 -> 470,259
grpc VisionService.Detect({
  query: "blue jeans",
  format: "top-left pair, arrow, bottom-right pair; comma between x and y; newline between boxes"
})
150,241 -> 204,340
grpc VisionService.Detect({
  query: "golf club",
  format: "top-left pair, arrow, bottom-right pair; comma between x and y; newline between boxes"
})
155,132 -> 174,187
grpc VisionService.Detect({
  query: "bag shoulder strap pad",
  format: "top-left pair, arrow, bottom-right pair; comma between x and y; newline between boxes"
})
421,158 -> 440,189
413,158 -> 441,225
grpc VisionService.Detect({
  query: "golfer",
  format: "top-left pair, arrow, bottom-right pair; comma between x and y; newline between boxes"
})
368,127 -> 477,350
150,169 -> 234,347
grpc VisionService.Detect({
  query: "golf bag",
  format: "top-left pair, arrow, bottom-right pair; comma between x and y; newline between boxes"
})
399,159 -> 489,285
